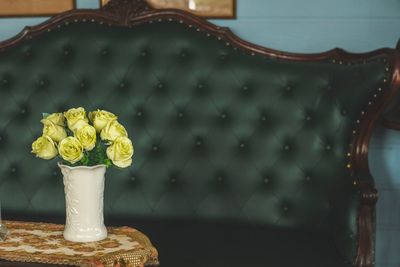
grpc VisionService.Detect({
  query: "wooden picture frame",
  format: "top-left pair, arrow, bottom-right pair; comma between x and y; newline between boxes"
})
0,0 -> 76,17
100,0 -> 236,19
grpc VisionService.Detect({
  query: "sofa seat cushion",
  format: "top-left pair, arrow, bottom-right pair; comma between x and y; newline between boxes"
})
128,219 -> 351,267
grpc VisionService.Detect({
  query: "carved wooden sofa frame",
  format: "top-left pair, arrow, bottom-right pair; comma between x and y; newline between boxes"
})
0,0 -> 399,266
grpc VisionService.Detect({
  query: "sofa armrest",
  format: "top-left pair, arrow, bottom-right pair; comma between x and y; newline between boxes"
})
354,183 -> 378,267
332,180 -> 377,267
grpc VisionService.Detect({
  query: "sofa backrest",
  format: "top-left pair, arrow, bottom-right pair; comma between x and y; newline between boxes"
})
0,2 -> 398,264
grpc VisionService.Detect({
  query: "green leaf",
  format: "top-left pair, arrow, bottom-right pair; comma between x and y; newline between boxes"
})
79,152 -> 90,166
82,136 -> 110,166
105,159 -> 112,168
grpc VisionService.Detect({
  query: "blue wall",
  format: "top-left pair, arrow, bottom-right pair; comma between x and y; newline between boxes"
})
0,1 -> 399,266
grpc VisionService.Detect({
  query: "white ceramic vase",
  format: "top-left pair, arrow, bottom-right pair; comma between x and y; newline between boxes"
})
58,163 -> 107,243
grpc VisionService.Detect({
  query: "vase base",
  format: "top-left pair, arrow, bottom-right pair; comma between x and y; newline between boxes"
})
63,226 -> 107,243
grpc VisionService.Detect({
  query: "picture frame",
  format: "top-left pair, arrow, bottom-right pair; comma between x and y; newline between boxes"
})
100,0 -> 236,19
0,0 -> 76,17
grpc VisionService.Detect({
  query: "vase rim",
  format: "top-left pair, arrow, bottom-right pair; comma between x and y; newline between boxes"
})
57,162 -> 106,170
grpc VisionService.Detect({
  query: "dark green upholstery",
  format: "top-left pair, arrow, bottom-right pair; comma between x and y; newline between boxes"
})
0,21 -> 389,267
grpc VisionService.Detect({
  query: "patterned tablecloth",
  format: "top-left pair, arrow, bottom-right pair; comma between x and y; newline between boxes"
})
0,221 -> 159,267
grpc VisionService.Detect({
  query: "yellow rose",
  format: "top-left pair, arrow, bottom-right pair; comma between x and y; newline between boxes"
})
75,124 -> 97,151
71,119 -> 89,133
31,135 -> 58,160
45,112 -> 65,126
41,119 -> 67,142
58,137 -> 84,164
89,109 -> 118,133
100,120 -> 128,141
64,107 -> 88,132
106,136 -> 134,168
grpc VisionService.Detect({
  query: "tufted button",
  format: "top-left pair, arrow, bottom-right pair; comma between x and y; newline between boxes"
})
239,142 -> 246,149
152,145 -> 159,152
136,110 -> 143,117
305,115 -> 312,121
10,167 -> 16,173
80,82 -> 86,88
130,175 -> 137,182
52,170 -> 58,177
325,144 -> 332,151
285,85 -> 292,92
2,79 -> 8,85
242,85 -> 249,92
158,83 -> 164,89
284,144 -> 290,151
119,82 -> 125,88
305,176 -> 311,182
283,205 -> 289,212
220,112 -> 227,120
20,108 -> 26,115
216,176 -> 224,182
177,111 -> 184,118
197,83 -> 204,89
170,177 -> 177,184
63,49 -> 70,56
260,114 -> 267,121
39,80 -> 46,86
141,51 -> 147,57
195,138 -> 202,146
25,49 -> 32,57
263,177 -> 270,184
101,49 -> 108,56
341,109 -> 348,116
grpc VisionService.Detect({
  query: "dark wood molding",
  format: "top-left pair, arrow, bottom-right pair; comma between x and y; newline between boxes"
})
102,0 -> 153,25
0,1 -> 398,266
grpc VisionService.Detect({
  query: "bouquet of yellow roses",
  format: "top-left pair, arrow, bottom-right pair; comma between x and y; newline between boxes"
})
31,107 -> 134,168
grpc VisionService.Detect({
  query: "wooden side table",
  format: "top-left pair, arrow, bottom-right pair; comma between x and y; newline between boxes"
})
0,221 -> 159,267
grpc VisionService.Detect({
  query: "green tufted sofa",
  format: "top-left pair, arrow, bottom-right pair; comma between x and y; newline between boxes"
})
0,0 -> 400,266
